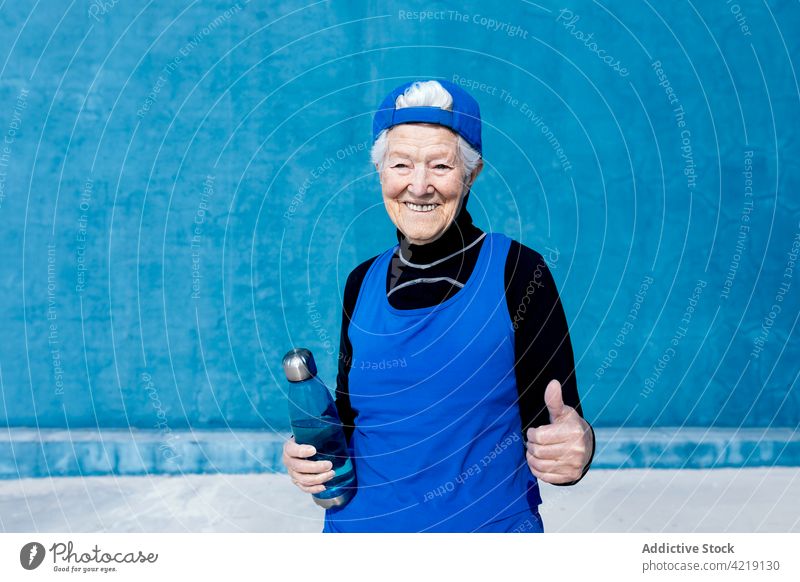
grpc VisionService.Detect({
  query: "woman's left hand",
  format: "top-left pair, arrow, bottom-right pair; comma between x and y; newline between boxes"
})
525,379 -> 594,484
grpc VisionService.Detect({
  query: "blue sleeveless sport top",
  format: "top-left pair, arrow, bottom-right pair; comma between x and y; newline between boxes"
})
323,231 -> 543,533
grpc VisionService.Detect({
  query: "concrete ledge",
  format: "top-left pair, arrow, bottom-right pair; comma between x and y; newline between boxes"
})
0,427 -> 798,479
595,427 -> 800,469
0,429 -> 285,479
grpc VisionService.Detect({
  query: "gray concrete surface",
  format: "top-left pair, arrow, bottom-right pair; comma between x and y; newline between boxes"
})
1,468 -> 797,532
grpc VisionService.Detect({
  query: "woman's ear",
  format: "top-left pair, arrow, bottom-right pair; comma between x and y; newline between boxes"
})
466,158 -> 484,188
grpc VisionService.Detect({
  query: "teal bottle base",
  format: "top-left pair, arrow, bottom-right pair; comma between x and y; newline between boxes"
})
313,488 -> 354,509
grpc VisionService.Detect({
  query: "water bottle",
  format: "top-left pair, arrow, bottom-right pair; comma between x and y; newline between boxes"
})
282,348 -> 356,508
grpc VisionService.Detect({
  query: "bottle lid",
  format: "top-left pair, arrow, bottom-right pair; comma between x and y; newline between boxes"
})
282,348 -> 317,382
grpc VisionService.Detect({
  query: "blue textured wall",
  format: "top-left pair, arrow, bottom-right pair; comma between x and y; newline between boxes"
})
0,0 -> 798,438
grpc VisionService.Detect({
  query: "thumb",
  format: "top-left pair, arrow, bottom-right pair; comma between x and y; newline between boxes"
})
545,379 -> 566,423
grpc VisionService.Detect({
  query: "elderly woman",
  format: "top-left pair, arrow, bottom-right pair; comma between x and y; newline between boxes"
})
282,79 -> 595,533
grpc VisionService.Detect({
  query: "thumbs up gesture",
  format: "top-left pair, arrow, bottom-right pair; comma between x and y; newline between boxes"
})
525,379 -> 594,485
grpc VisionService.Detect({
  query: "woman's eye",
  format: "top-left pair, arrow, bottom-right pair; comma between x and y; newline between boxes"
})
434,164 -> 451,170
393,163 -> 408,169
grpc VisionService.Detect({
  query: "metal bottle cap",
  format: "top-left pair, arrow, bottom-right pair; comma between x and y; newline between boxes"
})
282,348 -> 318,382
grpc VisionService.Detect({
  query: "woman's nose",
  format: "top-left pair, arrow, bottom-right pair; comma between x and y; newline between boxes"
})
408,167 -> 433,195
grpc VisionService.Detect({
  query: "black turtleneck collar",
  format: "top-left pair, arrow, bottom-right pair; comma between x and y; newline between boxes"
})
394,193 -> 484,263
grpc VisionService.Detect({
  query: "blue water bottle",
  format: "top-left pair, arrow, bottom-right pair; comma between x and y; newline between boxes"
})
282,348 -> 356,508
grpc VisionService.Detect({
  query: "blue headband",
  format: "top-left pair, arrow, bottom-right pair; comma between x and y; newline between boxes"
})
372,79 -> 483,155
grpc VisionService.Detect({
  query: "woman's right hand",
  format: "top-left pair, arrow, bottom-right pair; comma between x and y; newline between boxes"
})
282,435 -> 336,494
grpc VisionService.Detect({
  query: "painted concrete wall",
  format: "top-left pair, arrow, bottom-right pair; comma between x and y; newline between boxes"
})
0,1 -> 797,441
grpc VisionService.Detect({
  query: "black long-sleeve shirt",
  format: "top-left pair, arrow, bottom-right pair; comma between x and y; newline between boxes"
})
334,200 -> 594,486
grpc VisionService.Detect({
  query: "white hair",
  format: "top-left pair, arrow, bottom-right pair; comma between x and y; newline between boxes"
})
371,80 -> 482,180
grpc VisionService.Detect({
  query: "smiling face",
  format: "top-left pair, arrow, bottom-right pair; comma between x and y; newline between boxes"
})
377,123 -> 482,245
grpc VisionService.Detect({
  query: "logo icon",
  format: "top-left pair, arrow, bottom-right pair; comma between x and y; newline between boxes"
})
20,542 -> 46,570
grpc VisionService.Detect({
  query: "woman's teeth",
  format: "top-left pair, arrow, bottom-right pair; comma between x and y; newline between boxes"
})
405,202 -> 438,213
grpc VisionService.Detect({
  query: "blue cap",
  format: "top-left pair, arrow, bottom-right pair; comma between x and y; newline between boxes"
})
372,79 -> 482,155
